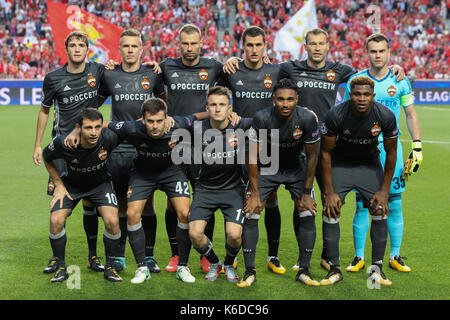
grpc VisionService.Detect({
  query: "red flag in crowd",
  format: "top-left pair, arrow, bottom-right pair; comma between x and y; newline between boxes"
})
46,0 -> 124,65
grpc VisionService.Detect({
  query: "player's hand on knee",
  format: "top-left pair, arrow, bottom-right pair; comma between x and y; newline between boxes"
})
50,186 -> 72,210
222,57 -> 241,74
370,191 -> 389,218
297,194 -> 317,216
323,193 -> 341,220
244,194 -> 262,219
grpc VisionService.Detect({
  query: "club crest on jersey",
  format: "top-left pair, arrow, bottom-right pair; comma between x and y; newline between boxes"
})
48,180 -> 55,193
199,69 -> 208,81
168,138 -> 179,149
326,70 -> 335,82
246,191 -> 252,200
264,76 -> 272,89
141,77 -> 150,90
98,148 -> 108,160
228,133 -> 239,147
371,123 -> 381,136
127,187 -> 132,199
293,128 -> 303,140
387,85 -> 397,97
87,74 -> 96,87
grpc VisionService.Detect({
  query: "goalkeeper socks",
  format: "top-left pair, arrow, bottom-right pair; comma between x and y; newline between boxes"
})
127,222 -> 146,267
165,208 -> 178,256
387,193 -> 403,257
353,194 -> 370,258
370,217 -> 388,265
264,202 -> 281,257
83,206 -> 98,257
242,217 -> 259,270
142,212 -> 157,257
323,216 -> 340,267
296,213 -> 316,268
49,229 -> 67,267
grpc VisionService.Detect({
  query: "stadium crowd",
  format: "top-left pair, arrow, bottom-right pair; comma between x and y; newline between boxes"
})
0,0 -> 449,80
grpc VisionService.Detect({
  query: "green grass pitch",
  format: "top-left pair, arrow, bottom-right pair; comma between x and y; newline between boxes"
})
0,104 -> 449,301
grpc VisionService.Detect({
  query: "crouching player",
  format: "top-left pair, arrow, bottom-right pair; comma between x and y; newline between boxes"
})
42,108 -> 123,283
320,76 -> 398,286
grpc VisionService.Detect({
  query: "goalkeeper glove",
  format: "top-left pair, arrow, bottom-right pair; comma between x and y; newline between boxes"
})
402,140 -> 423,179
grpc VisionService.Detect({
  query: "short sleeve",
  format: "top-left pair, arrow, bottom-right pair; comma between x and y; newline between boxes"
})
343,78 -> 352,102
42,136 -> 63,162
248,113 -> 265,143
97,71 -> 110,99
108,121 -> 132,139
279,61 -> 292,80
340,63 -> 357,83
303,110 -> 320,144
321,109 -> 339,137
41,75 -> 56,108
153,73 -> 165,96
174,115 -> 196,130
382,109 -> 399,139
400,77 -> 414,107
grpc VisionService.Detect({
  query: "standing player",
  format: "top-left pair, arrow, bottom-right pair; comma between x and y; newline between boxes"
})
343,34 -> 422,273
33,31 -> 105,274
219,26 -> 288,274
320,76 -> 398,286
97,29 -> 166,273
277,28 -> 404,271
42,108 -> 122,283
240,79 -> 320,287
159,24 -> 225,273
188,86 -> 252,283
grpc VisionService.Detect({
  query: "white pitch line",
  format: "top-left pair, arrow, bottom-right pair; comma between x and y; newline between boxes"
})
416,106 -> 450,112
400,139 -> 450,145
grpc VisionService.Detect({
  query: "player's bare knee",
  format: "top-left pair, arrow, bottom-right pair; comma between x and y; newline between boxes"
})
226,227 -> 242,244
189,227 -> 204,246
176,209 -> 190,224
50,212 -> 66,232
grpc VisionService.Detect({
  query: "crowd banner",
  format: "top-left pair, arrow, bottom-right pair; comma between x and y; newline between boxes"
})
0,80 -> 448,106
47,0 -> 124,65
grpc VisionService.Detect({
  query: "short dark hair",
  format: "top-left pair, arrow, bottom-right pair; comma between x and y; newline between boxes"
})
305,28 -> 329,44
350,76 -> 375,90
365,33 -> 390,50
65,31 -> 89,49
206,86 -> 232,103
141,98 -> 167,117
77,108 -> 103,127
242,26 -> 266,44
273,79 -> 298,94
